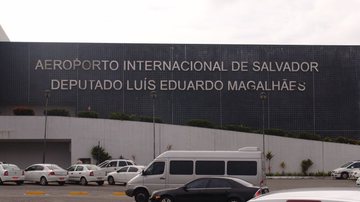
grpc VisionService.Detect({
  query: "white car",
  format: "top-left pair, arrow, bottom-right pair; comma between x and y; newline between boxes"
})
67,164 -> 106,185
0,163 -> 25,185
349,168 -> 360,180
98,159 -> 135,175
24,164 -> 68,185
331,160 -> 360,179
248,188 -> 360,202
107,165 -> 144,185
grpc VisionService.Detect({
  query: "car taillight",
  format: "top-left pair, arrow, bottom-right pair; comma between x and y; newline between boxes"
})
89,171 -> 94,176
254,189 -> 262,197
48,171 -> 55,176
4,170 -> 8,176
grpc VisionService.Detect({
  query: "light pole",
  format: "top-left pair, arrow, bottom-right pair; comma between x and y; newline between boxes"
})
260,92 -> 267,155
42,89 -> 50,163
150,91 -> 157,159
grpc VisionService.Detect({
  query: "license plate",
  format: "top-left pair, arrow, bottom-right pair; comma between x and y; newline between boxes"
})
97,177 -> 102,179
59,177 -> 64,180
12,177 -> 19,179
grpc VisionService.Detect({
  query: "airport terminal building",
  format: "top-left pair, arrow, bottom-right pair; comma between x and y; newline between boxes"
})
0,42 -> 359,136
1,42 -> 360,170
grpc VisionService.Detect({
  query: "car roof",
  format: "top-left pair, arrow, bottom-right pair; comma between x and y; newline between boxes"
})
251,188 -> 360,202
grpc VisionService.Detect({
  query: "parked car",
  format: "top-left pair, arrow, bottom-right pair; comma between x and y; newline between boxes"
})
107,165 -> 144,185
24,164 -> 68,185
331,160 -> 360,179
248,188 -> 360,202
0,163 -> 24,185
149,177 -> 269,202
67,164 -> 106,185
349,168 -> 360,180
98,159 -> 135,174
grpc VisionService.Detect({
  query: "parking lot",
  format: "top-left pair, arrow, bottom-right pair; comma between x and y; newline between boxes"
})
0,178 -> 357,202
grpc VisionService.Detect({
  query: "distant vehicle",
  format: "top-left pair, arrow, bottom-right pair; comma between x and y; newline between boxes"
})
349,168 -> 360,180
248,188 -> 360,202
126,147 -> 265,202
24,164 -> 68,185
331,160 -> 360,179
107,165 -> 145,185
0,163 -> 24,185
67,164 -> 106,185
150,177 -> 269,202
98,159 -> 135,174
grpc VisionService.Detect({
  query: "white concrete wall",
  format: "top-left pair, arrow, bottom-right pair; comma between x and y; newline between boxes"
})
1,116 -> 360,173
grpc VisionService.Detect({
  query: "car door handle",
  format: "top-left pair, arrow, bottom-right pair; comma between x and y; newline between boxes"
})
160,177 -> 166,180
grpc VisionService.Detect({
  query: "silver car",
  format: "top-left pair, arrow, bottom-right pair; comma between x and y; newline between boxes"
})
67,164 -> 106,185
24,164 -> 68,185
248,188 -> 360,202
0,163 -> 25,185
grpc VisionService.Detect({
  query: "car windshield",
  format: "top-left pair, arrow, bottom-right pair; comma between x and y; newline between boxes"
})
47,164 -> 62,170
341,162 -> 353,168
86,165 -> 100,170
2,164 -> 20,170
98,161 -> 109,168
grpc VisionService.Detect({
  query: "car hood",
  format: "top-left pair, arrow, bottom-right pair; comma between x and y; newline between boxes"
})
152,187 -> 182,195
332,168 -> 345,172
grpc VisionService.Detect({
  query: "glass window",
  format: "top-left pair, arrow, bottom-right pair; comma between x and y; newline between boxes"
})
227,161 -> 257,175
118,161 -> 127,166
75,166 -> 84,171
67,166 -> 76,171
127,161 -> 134,165
195,161 -> 225,175
352,163 -> 360,168
117,167 -> 128,173
35,165 -> 44,171
208,179 -> 232,188
128,167 -> 138,172
108,161 -> 117,167
170,161 -> 193,175
186,178 -> 209,189
25,166 -> 36,171
144,162 -> 165,175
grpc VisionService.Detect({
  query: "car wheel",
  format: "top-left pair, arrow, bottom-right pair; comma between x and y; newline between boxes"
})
341,172 -> 349,179
97,181 -> 104,186
0,178 -> 3,185
16,181 -> 24,185
40,177 -> 48,186
79,177 -> 88,186
107,176 -> 115,185
58,181 -> 65,186
134,189 -> 149,202
160,196 -> 174,202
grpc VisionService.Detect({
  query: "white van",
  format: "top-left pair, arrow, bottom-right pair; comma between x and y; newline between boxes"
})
125,147 -> 265,202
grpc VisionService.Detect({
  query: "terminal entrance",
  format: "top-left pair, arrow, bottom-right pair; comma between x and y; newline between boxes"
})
0,139 -> 71,169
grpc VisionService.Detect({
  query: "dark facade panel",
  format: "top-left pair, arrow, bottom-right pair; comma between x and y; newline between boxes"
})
0,42 -> 359,137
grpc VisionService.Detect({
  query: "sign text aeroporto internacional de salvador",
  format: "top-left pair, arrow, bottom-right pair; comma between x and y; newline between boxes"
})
34,59 -> 319,92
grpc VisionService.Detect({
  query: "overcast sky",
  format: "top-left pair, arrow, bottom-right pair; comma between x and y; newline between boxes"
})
1,0 -> 359,45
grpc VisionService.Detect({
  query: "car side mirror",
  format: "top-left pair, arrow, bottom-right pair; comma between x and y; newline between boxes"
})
183,186 -> 188,192
142,170 -> 146,176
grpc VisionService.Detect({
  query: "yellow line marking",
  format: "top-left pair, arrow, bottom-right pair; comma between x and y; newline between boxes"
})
68,191 -> 89,196
112,192 -> 126,196
25,191 -> 46,196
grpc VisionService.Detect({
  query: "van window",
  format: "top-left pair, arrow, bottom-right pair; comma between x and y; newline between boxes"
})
144,162 -> 165,175
195,161 -> 225,175
170,161 -> 193,175
227,161 -> 257,175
